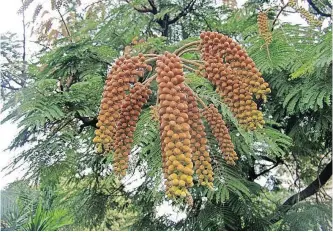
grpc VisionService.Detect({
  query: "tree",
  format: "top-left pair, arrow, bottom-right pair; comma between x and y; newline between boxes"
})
0,33 -> 26,95
1,0 -> 332,230
0,180 -> 72,231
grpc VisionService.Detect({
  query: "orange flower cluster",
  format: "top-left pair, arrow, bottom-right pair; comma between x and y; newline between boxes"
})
289,0 -> 322,27
183,85 -> 213,188
113,83 -> 152,176
156,52 -> 194,198
203,104 -> 238,165
199,31 -> 270,130
93,54 -> 151,153
91,32 -> 271,200
257,12 -> 272,44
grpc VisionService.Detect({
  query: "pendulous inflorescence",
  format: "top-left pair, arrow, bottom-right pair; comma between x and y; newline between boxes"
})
113,83 -> 152,176
183,85 -> 214,188
199,31 -> 270,130
93,54 -> 151,154
288,0 -> 322,27
203,104 -> 238,165
156,52 -> 194,199
257,12 -> 272,45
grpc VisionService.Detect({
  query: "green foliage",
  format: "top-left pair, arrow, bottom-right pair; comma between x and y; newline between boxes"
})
277,202 -> 332,231
133,108 -> 162,180
55,174 -> 138,230
1,181 -> 72,231
23,203 -> 72,231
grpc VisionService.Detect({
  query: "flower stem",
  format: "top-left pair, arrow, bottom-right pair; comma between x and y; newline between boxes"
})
178,48 -> 200,57
174,41 -> 200,56
184,83 -> 207,108
180,58 -> 203,67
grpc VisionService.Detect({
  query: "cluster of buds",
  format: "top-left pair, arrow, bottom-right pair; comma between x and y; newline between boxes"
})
203,104 -> 238,165
257,12 -> 272,44
93,54 -> 151,153
288,0 -> 322,27
113,83 -> 152,176
156,52 -> 194,199
183,85 -> 214,188
92,31 -> 271,201
199,31 -> 270,130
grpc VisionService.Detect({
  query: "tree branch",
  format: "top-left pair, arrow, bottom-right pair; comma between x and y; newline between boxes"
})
2,72 -> 25,87
271,3 -> 289,31
248,156 -> 283,181
192,12 -> 213,31
21,0 -> 26,64
259,155 -> 279,163
306,0 -> 331,17
126,0 -> 196,37
255,161 -> 282,178
1,84 -> 20,91
56,7 -> 72,40
283,160 -> 332,206
168,0 -> 197,24
270,160 -> 332,223
20,0 -> 27,86
147,0 -> 158,14
124,0 -> 154,13
29,40 -> 51,50
75,113 -> 98,133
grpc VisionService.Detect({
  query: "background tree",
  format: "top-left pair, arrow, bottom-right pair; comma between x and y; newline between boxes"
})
1,0 -> 331,230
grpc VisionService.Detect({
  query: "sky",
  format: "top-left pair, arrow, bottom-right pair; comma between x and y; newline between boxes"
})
0,0 -> 310,190
0,0 -> 25,190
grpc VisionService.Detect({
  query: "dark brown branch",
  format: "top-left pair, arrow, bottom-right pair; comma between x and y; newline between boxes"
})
75,113 -> 98,133
248,157 -> 283,181
168,0 -> 197,24
255,161 -> 283,180
271,3 -> 289,31
125,0 -> 166,35
2,72 -> 25,87
270,160 -> 332,223
132,6 -> 152,13
124,0 -> 154,13
56,7 -> 72,40
306,0 -> 331,17
260,155 -> 279,163
126,0 -> 197,37
147,0 -> 158,14
1,84 -> 20,91
283,160 -> 332,206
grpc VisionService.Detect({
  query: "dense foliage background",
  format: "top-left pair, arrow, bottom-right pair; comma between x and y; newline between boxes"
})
1,0 -> 332,230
